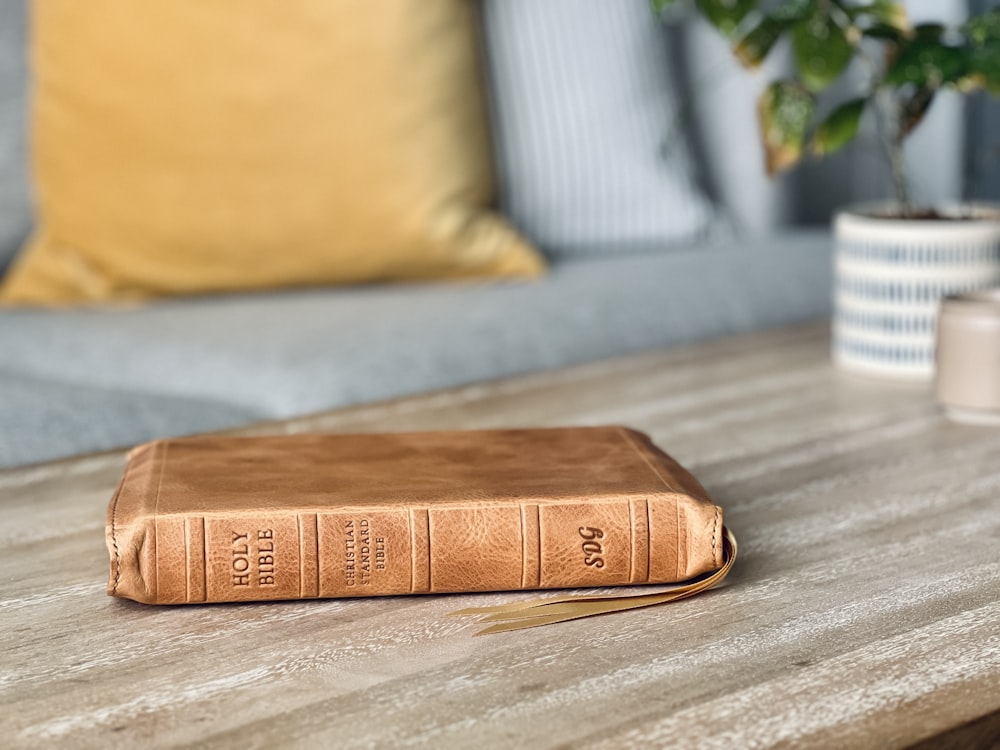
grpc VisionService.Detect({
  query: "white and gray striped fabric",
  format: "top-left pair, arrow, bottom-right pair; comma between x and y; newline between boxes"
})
0,0 -> 30,273
480,0 -> 714,258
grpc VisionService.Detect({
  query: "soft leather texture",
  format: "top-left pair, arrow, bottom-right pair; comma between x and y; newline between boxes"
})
0,0 -> 543,305
106,427 -> 724,604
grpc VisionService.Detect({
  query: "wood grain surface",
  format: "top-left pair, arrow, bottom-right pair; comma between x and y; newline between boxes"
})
2,324 -> 999,749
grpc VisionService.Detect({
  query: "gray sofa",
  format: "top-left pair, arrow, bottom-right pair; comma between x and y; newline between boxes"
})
0,235 -> 833,467
1,1 -> 990,470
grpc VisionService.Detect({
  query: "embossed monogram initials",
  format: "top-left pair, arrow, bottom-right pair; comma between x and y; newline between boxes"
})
578,526 -> 605,568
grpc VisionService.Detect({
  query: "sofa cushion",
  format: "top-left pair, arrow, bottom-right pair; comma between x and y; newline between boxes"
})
0,232 -> 832,428
0,371 -> 264,469
481,0 -> 713,258
0,0 -> 543,306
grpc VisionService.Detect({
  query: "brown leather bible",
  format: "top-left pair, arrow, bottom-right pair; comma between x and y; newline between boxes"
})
107,427 -> 733,630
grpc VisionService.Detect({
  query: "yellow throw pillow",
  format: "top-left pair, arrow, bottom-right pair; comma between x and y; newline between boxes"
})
0,0 -> 544,305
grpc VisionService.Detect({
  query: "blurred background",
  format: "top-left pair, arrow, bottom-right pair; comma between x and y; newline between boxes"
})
2,0 -> 997,265
0,0 -> 997,469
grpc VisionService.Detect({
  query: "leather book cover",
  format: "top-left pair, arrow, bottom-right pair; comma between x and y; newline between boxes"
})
106,426 -> 725,604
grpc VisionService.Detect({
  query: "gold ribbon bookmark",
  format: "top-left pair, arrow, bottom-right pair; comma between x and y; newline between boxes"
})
450,527 -> 737,636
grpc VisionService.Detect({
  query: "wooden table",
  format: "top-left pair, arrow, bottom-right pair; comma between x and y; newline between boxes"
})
2,324 -> 999,749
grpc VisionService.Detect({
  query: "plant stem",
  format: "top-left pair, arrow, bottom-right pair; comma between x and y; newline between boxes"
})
884,98 -> 911,214
856,43 -> 913,216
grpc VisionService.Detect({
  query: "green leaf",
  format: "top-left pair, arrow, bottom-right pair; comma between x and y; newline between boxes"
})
865,1 -> 910,32
733,0 -> 817,67
848,1 -> 910,44
965,9 -> 1000,47
792,9 -> 855,92
758,80 -> 815,174
770,0 -> 814,23
812,98 -> 866,156
840,2 -> 909,33
734,17 -> 788,67
883,39 -> 969,88
968,42 -> 1000,95
694,0 -> 755,37
733,0 -> 816,68
650,0 -> 679,15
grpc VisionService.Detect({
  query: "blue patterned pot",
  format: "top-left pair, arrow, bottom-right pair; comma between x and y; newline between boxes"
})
833,204 -> 1000,380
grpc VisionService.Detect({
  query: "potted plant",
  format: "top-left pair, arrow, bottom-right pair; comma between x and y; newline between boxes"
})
655,0 -> 1000,379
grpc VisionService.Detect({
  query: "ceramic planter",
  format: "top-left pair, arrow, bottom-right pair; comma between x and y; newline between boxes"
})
832,204 -> 1000,380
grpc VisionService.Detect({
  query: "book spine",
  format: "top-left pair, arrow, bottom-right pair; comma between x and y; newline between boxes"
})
149,496 -> 690,604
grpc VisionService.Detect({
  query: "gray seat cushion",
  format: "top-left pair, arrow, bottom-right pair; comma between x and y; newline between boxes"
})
0,231 -> 832,432
0,371 -> 263,468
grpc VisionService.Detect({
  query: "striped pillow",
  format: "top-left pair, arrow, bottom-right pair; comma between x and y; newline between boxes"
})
481,0 -> 714,258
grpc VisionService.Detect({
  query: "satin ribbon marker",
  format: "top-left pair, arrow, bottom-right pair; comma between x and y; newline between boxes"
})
451,527 -> 738,636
